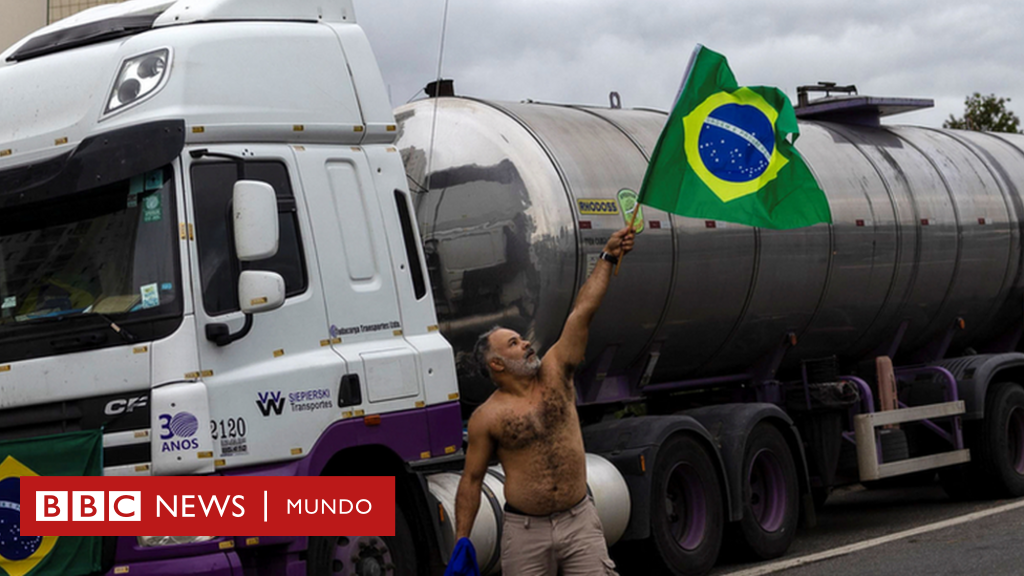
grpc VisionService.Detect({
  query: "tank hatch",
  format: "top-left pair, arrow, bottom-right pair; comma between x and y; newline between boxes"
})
795,82 -> 933,126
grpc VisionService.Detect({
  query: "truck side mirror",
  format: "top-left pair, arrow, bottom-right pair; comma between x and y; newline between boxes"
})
238,270 -> 285,314
233,180 -> 279,261
206,181 -> 284,346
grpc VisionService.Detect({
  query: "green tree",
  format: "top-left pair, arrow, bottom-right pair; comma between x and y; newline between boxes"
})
944,93 -> 1022,133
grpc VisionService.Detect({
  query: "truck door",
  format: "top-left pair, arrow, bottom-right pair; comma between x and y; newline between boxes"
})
291,147 -> 426,417
183,145 -> 347,468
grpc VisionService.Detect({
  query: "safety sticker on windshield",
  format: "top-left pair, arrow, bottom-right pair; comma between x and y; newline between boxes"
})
2,296 -> 15,309
140,283 -> 160,309
143,193 -> 162,222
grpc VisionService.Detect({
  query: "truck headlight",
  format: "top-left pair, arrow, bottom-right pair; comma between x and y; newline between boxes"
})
137,535 -> 216,547
104,49 -> 171,117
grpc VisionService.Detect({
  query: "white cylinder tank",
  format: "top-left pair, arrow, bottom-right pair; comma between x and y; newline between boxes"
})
427,453 -> 631,574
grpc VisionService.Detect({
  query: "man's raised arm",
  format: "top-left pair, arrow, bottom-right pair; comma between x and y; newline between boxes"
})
454,410 -> 494,540
546,226 -> 635,374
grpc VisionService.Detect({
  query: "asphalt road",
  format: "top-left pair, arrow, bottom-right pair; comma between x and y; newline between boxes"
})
710,481 -> 1024,576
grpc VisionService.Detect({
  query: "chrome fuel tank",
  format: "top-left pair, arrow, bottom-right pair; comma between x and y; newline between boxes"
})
395,97 -> 1024,401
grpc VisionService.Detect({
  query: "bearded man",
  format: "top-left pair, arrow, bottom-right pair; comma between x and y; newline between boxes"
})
453,226 -> 635,575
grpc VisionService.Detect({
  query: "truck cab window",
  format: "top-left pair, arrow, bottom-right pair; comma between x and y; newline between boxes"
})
190,161 -> 308,317
395,189 -> 427,299
0,166 -> 180,328
0,164 -> 184,362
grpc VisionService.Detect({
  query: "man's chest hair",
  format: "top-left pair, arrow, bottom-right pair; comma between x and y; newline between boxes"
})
495,383 -> 573,451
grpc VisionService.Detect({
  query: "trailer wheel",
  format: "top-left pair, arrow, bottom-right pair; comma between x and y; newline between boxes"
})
615,434 -> 723,576
307,506 -> 417,576
975,382 -> 1024,498
941,382 -> 1024,500
731,422 -> 799,560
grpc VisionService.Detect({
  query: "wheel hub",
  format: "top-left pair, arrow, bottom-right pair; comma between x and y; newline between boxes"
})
356,557 -> 383,576
331,536 -> 394,576
748,448 -> 787,533
666,462 -> 707,551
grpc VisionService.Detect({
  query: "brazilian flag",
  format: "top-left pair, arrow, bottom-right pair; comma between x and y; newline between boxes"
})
0,430 -> 103,576
639,45 -> 832,229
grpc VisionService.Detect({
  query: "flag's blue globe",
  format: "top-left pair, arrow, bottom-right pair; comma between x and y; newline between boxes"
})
0,477 -> 42,561
697,103 -> 775,183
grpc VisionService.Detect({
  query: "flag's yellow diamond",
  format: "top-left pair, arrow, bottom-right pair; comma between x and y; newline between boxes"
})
683,88 -> 789,203
0,456 -> 58,576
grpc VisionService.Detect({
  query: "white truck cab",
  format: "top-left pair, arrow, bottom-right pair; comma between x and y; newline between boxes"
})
1,4 -> 635,574
0,0 -> 459,503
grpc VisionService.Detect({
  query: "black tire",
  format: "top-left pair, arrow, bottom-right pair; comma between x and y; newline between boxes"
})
862,429 -> 925,490
877,428 -> 910,462
941,382 -> 1024,500
974,382 -> 1024,498
730,423 -> 800,561
307,506 -> 417,576
838,428 -> 910,485
614,434 -> 724,576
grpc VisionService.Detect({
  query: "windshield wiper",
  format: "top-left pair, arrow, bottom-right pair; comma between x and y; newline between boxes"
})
97,313 -> 136,343
17,310 -> 136,343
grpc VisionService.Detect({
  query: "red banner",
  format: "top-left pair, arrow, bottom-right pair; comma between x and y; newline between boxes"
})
20,476 -> 395,536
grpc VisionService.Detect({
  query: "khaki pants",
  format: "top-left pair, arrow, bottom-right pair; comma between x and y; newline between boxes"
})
500,497 -> 617,575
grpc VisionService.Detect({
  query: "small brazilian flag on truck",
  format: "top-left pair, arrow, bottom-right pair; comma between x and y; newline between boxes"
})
639,45 -> 831,229
0,430 -> 103,576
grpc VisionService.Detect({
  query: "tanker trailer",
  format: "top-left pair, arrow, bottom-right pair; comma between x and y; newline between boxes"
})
397,93 -> 1024,575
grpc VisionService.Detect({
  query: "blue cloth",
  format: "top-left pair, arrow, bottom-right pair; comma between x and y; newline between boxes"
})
444,537 -> 481,576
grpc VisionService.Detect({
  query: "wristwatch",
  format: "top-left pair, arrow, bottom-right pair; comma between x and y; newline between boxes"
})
599,251 -> 619,265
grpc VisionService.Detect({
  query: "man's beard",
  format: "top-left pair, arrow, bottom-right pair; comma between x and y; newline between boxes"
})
505,348 -> 541,377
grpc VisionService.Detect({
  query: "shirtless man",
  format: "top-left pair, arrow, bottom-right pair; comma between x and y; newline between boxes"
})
454,226 -> 635,575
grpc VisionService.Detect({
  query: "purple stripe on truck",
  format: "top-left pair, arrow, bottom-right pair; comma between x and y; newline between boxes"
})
225,402 -> 462,477
427,401 -> 463,457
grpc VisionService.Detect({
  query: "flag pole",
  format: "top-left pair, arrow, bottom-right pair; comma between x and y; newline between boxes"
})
614,207 -> 640,276
614,44 -> 703,277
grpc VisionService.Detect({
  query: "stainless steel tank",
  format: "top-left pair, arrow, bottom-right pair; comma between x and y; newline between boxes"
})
395,97 -> 1024,403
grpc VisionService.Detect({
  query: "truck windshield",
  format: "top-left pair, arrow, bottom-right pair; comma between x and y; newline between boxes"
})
0,165 -> 180,330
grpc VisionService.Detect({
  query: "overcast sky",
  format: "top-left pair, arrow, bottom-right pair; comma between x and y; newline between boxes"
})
353,0 -> 1023,129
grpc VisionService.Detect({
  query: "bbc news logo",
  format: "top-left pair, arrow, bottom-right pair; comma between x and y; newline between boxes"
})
19,476 -> 395,537
36,491 -> 141,521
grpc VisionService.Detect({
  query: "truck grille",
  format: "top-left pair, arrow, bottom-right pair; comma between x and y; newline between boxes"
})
0,390 -> 151,469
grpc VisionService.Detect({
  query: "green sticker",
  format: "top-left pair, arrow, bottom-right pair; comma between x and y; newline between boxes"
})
617,189 -> 645,234
145,170 -> 164,191
142,193 -> 162,222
